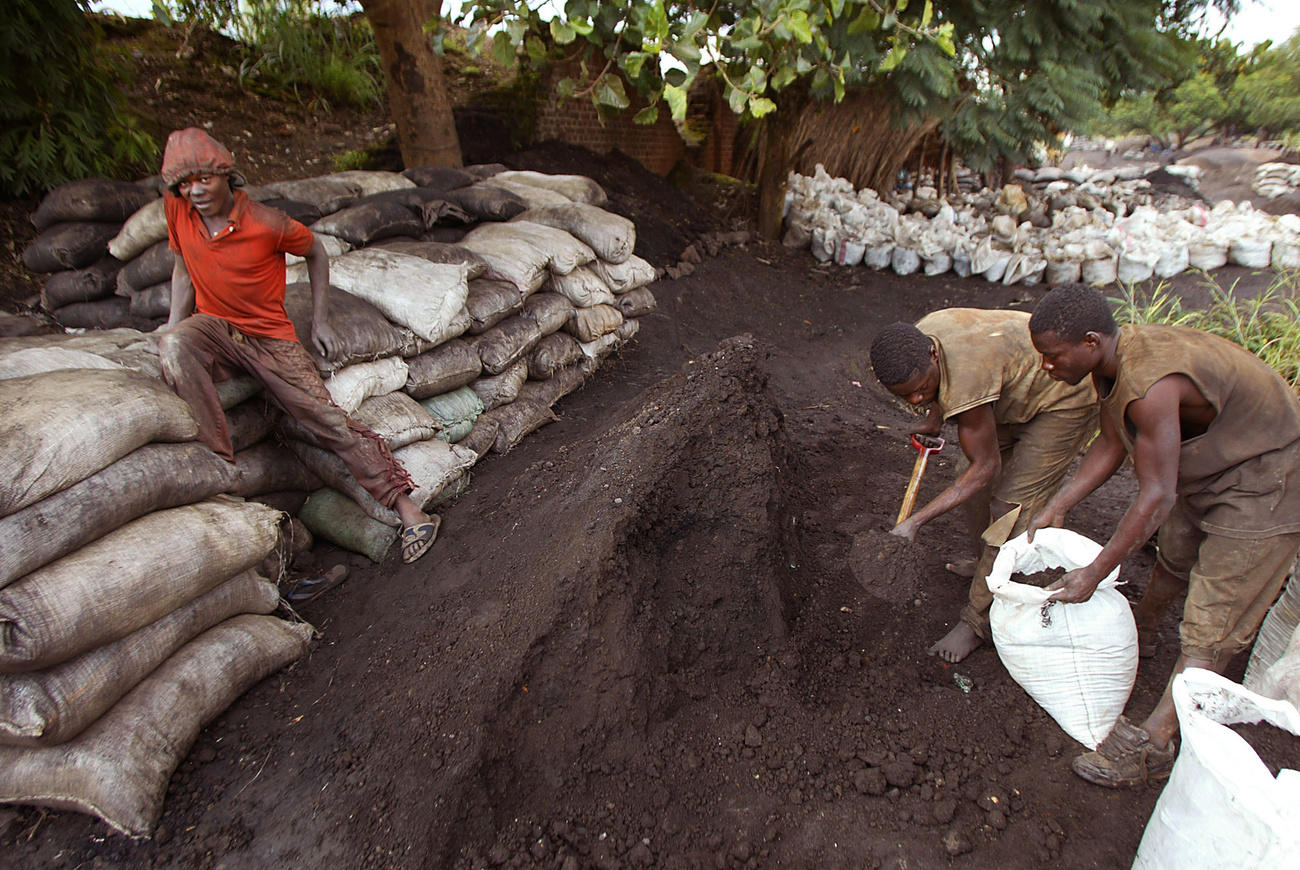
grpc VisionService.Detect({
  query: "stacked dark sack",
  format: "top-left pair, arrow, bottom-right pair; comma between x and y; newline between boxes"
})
3,165 -> 655,834
0,352 -> 311,837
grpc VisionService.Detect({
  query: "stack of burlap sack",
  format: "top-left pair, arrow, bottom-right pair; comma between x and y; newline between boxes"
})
18,166 -> 657,562
0,358 -> 312,837
785,163 -> 1300,284
1252,162 -> 1300,200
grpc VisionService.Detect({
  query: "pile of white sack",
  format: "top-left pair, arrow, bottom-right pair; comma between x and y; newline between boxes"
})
1253,162 -> 1300,200
784,163 -> 1300,285
2,166 -> 656,834
0,360 -> 311,837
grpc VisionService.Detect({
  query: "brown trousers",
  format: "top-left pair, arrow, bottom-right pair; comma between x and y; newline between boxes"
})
159,314 -> 412,508
959,404 -> 1100,637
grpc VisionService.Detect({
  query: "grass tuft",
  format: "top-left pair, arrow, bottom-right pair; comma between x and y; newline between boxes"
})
1110,271 -> 1300,394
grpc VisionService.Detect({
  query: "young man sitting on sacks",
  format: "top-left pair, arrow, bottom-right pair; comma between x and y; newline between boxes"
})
1025,284 -> 1300,787
156,127 -> 439,564
868,309 -> 1099,663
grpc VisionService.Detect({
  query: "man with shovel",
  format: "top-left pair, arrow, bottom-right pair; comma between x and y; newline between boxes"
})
869,309 -> 1098,662
156,127 -> 440,565
1025,284 -> 1300,787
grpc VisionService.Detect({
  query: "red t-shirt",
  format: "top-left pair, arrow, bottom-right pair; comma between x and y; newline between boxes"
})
166,189 -> 314,341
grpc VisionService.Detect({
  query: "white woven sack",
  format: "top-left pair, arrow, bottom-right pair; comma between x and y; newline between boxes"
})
492,170 -> 607,206
323,356 -> 409,414
1258,622 -> 1300,712
987,528 -> 1137,749
1118,250 -> 1157,283
891,247 -> 920,275
1229,238 -> 1271,269
329,170 -> 414,196
1187,241 -> 1228,270
327,249 -> 469,344
479,177 -> 571,208
0,347 -> 123,380
1132,670 -> 1300,870
0,369 -> 197,518
1044,259 -> 1082,285
922,251 -> 951,276
107,199 -> 166,261
513,203 -> 634,264
982,251 -> 1012,282
1081,256 -> 1118,285
811,227 -> 834,262
395,438 -> 479,512
1153,244 -> 1190,279
1272,241 -> 1300,270
589,255 -> 655,294
499,221 -> 596,275
836,236 -> 866,266
286,232 -> 351,265
1245,564 -> 1300,690
546,265 -> 615,308
863,243 -> 893,270
460,224 -> 556,294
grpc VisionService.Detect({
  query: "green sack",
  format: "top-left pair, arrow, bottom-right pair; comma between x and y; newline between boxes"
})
298,488 -> 397,563
418,386 -> 483,444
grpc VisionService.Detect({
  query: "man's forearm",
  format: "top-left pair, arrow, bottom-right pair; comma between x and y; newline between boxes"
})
306,243 -> 330,326
168,261 -> 195,325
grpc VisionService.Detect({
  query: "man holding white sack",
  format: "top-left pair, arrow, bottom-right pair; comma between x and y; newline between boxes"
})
156,127 -> 440,564
868,311 -> 1099,663
1026,284 -> 1300,788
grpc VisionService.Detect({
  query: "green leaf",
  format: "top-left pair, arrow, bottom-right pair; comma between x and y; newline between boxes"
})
664,67 -> 689,88
787,10 -> 813,44
491,31 -> 515,67
526,35 -> 546,64
921,0 -> 933,28
897,0 -> 910,13
556,77 -> 577,99
848,7 -> 881,35
829,0 -> 845,19
728,85 -> 748,114
623,52 -> 649,79
749,96 -> 777,117
570,18 -> 594,37
879,46 -> 906,72
595,74 -> 630,109
731,35 -> 763,52
772,65 -> 797,90
550,19 -> 577,45
634,105 -> 660,125
935,33 -> 956,57
683,11 -> 709,39
664,82 -> 688,119
643,2 -> 670,47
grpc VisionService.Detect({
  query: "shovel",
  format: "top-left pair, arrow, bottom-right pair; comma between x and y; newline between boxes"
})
896,433 -> 945,525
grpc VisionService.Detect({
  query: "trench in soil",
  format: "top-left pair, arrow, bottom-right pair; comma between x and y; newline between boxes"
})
466,380 -> 805,858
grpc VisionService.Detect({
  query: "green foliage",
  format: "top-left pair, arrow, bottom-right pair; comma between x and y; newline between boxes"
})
1111,273 -> 1300,394
458,1 -> 1220,175
332,145 -> 377,171
1230,33 -> 1300,134
0,0 -> 158,198
235,1 -> 382,110
151,0 -> 239,51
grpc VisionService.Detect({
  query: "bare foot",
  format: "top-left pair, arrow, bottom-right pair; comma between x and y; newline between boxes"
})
928,622 -> 983,663
944,558 -> 976,579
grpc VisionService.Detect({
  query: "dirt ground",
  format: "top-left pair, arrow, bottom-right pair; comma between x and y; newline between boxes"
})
3,20 -> 1299,870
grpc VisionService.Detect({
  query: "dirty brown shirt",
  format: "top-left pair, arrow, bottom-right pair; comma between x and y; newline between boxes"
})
919,308 -> 1096,425
1100,324 -> 1300,538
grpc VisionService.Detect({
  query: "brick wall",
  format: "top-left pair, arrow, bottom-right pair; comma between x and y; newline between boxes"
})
533,62 -> 739,178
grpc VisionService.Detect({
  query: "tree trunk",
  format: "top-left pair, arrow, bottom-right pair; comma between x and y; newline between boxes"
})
361,0 -> 462,168
756,115 -> 793,241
